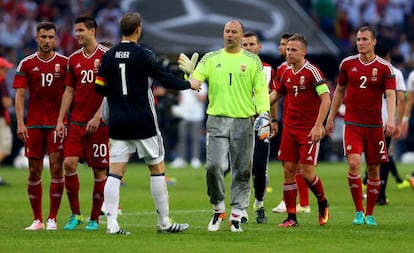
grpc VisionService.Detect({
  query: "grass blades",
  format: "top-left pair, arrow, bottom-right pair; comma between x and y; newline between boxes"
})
0,161 -> 413,253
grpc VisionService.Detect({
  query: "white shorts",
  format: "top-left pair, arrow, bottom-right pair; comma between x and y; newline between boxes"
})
109,134 -> 165,165
0,118 -> 12,155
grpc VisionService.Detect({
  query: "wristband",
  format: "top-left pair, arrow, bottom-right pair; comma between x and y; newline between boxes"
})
402,116 -> 409,123
271,118 -> 279,123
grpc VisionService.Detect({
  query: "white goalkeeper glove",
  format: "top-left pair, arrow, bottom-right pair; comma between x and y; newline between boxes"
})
178,52 -> 199,74
254,112 -> 270,140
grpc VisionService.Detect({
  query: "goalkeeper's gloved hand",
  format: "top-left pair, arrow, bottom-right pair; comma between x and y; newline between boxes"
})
178,52 -> 199,74
254,112 -> 270,140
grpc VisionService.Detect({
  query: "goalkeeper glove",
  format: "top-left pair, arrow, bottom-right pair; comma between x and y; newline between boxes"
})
254,112 -> 270,140
178,52 -> 199,74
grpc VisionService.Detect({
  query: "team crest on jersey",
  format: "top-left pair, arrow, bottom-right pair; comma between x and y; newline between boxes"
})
54,64 -> 61,78
94,59 -> 100,70
371,68 -> 378,81
300,76 -> 305,85
240,64 -> 246,72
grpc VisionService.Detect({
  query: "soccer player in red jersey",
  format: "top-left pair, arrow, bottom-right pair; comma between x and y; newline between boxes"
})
326,26 -> 396,225
55,15 -> 109,231
273,33 -> 330,227
13,21 -> 68,230
241,31 -> 276,224
271,33 -> 311,214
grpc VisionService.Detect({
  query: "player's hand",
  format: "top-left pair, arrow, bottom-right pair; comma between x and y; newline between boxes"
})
270,120 -> 278,138
178,52 -> 199,74
254,112 -> 270,140
16,123 -> 28,143
325,119 -> 334,137
309,124 -> 324,143
384,118 -> 395,137
56,121 -> 65,139
86,116 -> 101,135
189,75 -> 201,91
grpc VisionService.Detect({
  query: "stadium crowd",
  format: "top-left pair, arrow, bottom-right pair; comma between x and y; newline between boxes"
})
1,0 -> 414,164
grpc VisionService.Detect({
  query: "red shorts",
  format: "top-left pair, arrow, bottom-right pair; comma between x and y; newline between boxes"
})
343,124 -> 387,164
278,127 -> 320,166
25,128 -> 64,159
64,124 -> 109,168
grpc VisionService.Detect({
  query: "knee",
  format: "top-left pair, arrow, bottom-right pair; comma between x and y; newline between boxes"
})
347,159 -> 360,174
63,159 -> 77,173
28,171 -> 41,181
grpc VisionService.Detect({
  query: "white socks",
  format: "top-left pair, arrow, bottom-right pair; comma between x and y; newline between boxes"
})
104,176 -> 121,232
150,175 -> 170,226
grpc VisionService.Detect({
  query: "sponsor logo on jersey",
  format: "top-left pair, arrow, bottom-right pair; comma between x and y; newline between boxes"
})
346,145 -> 352,151
351,67 -> 357,72
32,67 -> 39,72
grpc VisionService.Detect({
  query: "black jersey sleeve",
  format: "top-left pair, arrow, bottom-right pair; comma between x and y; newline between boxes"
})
146,49 -> 190,90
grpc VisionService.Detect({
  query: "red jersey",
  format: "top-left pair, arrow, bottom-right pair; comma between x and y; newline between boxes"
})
272,61 -> 289,92
277,60 -> 327,130
65,44 -> 108,124
13,52 -> 68,127
338,54 -> 395,127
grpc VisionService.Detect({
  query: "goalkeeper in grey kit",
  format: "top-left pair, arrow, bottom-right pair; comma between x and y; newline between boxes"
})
178,20 -> 271,232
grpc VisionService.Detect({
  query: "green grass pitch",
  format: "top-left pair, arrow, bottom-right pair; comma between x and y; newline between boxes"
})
0,161 -> 413,253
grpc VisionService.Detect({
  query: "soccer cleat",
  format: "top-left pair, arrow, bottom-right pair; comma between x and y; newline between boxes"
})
365,215 -> 377,225
409,178 -> 414,189
170,157 -> 187,169
318,199 -> 329,226
63,214 -> 84,230
255,207 -> 267,224
376,198 -> 389,206
240,209 -> 248,224
46,218 -> 57,231
190,158 -> 202,169
165,176 -> 177,186
296,204 -> 311,214
107,228 -> 131,235
207,212 -> 226,231
157,222 -> 189,233
278,218 -> 299,227
229,220 -> 243,232
85,220 -> 99,231
353,211 -> 365,225
397,180 -> 410,189
25,219 -> 45,230
272,200 -> 287,213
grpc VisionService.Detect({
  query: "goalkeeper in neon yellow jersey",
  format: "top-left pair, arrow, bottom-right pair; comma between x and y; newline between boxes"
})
179,20 -> 270,232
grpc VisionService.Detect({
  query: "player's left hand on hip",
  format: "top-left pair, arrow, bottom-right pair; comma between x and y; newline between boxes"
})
254,112 -> 270,140
178,52 -> 199,74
